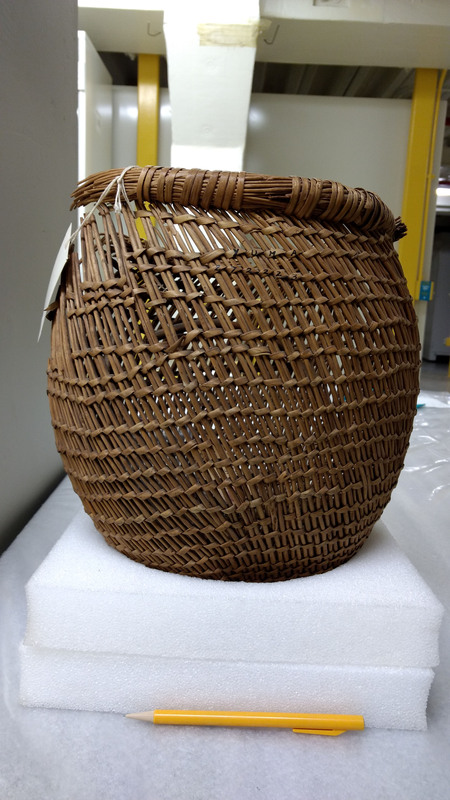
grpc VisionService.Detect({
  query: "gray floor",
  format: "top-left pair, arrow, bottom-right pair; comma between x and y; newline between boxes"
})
420,359 -> 450,393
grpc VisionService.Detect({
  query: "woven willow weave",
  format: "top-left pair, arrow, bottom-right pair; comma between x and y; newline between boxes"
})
48,167 -> 420,581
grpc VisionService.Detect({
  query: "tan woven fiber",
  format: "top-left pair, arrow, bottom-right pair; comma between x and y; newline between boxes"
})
47,167 -> 420,581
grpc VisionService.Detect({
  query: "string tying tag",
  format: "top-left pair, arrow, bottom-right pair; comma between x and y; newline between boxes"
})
114,169 -> 132,213
70,164 -> 137,245
38,165 -> 137,341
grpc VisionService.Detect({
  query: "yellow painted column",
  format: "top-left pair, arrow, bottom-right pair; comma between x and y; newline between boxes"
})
398,69 -> 446,300
137,54 -> 160,167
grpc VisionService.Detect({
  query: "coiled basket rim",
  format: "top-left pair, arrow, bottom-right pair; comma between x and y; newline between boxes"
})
71,166 -> 406,241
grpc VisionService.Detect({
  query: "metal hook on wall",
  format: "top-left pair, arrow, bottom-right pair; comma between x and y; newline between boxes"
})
147,23 -> 162,37
263,22 -> 280,46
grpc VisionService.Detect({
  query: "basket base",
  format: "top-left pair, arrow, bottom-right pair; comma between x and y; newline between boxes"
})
95,517 -> 376,582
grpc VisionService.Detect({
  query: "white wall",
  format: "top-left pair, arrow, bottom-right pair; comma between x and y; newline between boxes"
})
0,0 -> 78,551
78,31 -> 113,181
112,86 -> 141,167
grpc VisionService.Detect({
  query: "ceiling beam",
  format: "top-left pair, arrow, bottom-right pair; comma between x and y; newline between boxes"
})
79,2 -> 450,69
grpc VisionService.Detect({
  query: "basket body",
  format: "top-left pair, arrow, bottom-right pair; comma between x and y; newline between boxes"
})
47,167 -> 420,581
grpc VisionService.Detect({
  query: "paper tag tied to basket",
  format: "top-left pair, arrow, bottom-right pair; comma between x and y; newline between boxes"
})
39,166 -> 138,341
38,224 -> 72,341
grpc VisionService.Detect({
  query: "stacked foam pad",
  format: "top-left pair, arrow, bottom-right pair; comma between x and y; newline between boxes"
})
20,511 -> 443,729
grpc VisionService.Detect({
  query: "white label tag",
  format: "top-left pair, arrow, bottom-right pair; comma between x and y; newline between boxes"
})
38,224 -> 72,341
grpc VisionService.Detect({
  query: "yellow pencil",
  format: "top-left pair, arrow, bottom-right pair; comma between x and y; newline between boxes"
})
126,709 -> 365,736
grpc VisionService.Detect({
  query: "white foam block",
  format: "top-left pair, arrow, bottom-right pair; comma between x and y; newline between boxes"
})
19,644 -> 433,730
24,511 -> 443,668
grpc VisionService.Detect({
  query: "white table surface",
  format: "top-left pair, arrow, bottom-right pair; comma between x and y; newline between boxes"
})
1,393 -> 449,800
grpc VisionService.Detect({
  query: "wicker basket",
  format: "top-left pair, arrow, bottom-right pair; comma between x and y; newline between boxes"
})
47,167 -> 420,581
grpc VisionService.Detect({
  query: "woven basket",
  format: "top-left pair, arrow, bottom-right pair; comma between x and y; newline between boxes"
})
47,166 -> 420,581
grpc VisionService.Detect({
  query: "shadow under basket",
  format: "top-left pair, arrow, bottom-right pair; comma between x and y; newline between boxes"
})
47,166 -> 420,581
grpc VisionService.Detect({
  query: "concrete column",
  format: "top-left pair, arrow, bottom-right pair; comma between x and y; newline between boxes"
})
164,0 -> 260,171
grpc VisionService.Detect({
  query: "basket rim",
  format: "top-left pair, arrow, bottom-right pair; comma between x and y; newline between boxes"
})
71,166 -> 405,240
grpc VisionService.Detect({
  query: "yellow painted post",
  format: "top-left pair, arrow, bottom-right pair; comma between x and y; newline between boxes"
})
137,54 -> 160,167
398,69 -> 446,300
